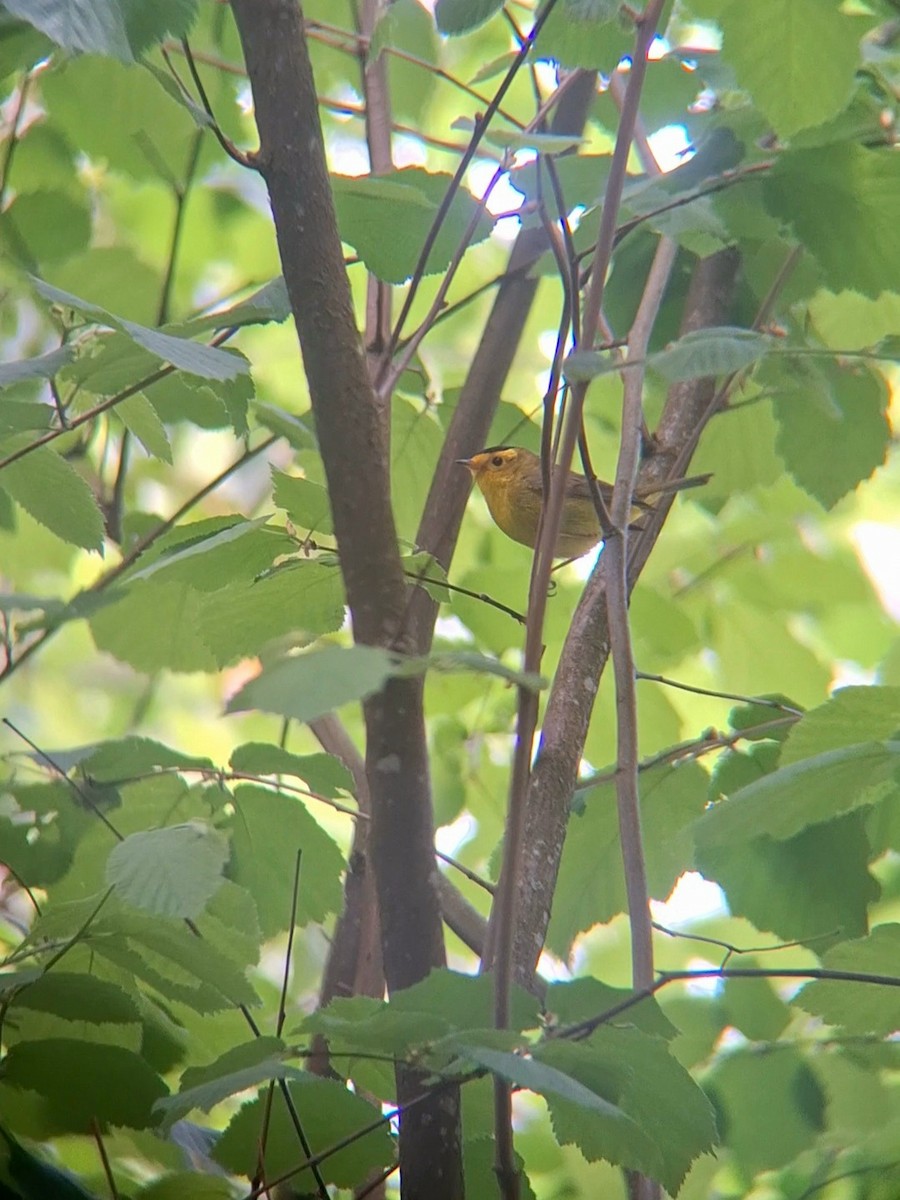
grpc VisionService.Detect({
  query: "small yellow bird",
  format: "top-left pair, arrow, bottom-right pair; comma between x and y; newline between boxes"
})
458,445 -> 709,558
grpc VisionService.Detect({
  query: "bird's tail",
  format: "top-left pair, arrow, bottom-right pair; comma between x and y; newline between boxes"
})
633,472 -> 711,500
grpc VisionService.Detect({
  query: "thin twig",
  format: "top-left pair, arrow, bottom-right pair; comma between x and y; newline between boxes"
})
306,17 -> 525,130
436,850 -> 495,894
164,41 -> 479,157
608,243 -> 677,993
236,961 -> 900,1200
0,70 -> 32,204
487,8 -> 667,1196
0,327 -> 237,474
256,851 -> 327,1199
0,432 -> 277,684
181,38 -> 255,167
576,713 -> 798,793
557,965 -> 900,1043
636,671 -> 805,714
2,719 -> 123,841
356,0 -> 394,395
90,1120 -> 120,1200
0,861 -> 42,918
7,723 -> 325,1182
379,0 -> 562,373
651,921 -> 838,968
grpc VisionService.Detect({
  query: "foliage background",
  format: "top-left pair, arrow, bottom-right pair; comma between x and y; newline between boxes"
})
0,0 -> 898,1197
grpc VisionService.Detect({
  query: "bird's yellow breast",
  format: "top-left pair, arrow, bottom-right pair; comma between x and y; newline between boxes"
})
476,469 -> 539,549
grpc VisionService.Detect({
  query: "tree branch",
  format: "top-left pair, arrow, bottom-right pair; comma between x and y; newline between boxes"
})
356,0 -> 394,385
229,4 -> 461,1195
404,70 -> 600,656
510,248 -> 743,986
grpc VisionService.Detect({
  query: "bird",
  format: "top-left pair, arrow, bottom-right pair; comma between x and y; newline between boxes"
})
458,445 -> 709,558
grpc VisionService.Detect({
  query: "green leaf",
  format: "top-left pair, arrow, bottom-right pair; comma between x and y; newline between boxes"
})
539,1028 -> 718,1193
253,402 -> 316,450
124,328 -> 248,383
89,526 -> 340,673
649,327 -> 773,382
769,359 -> 890,508
0,346 -> 74,386
64,330 -> 170,395
392,968 -> 540,1034
31,278 -> 250,381
695,741 -> 899,846
566,327 -> 775,384
536,4 -> 632,71
548,762 -> 709,957
228,783 -> 345,937
212,1078 -> 395,1189
41,56 -> 197,184
144,375 -> 233,429
460,1042 -> 638,1121
722,957 -> 791,1041
199,560 -> 346,666
91,907 -> 260,1013
402,551 -> 451,604
764,145 -> 900,298
332,168 -> 492,283
0,399 -> 54,436
89,579 -> 218,673
719,0 -> 866,137
781,686 -> 900,766
302,994 -> 452,1059
6,0 -> 197,60
226,644 -> 396,722
1,188 -> 91,265
690,394 -> 785,494
808,287 -> 900,352
796,924 -> 900,1035
545,978 -> 677,1041
0,779 -> 93,887
155,1036 -> 301,1128
434,0 -> 503,35
483,128 -> 585,154
727,696 -> 800,742
8,972 -> 139,1025
135,1176 -> 233,1200
371,0 -> 439,121
3,1039 -> 168,1129
705,1044 -> 824,1176
709,742 -> 781,801
195,880 -> 261,972
4,0 -> 133,60
228,744 -> 355,798
271,468 -> 333,535
106,823 -> 229,918
709,599 -> 833,708
124,516 -> 276,587
185,277 -> 291,333
302,970 -> 540,1062
468,50 -> 516,84
78,736 -> 215,781
118,393 -> 172,462
117,0 -> 197,57
0,444 -> 104,551
695,811 -> 878,944
391,394 -> 444,542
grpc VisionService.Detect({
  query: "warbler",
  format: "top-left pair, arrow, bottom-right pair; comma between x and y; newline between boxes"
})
458,445 -> 709,558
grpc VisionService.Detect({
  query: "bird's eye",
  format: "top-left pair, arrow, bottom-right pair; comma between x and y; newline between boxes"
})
491,455 -> 504,467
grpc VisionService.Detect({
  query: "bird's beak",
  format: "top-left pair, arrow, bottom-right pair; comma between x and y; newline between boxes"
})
456,457 -> 475,472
